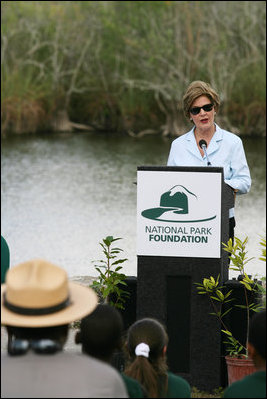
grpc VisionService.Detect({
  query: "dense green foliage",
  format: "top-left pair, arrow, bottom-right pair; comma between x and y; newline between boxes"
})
1,1 -> 266,136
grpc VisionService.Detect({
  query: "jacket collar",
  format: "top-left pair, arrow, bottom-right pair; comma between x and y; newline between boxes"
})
186,123 -> 223,160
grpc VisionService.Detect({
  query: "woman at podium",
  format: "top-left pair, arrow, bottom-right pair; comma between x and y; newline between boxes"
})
167,80 -> 251,242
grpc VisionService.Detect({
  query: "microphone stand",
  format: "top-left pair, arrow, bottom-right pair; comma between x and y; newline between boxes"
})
203,146 -> 211,166
199,140 -> 211,166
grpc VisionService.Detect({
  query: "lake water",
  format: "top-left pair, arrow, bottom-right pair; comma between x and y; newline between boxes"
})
1,131 -> 266,280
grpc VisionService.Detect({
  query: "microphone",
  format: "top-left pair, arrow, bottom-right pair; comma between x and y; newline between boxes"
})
199,140 -> 211,166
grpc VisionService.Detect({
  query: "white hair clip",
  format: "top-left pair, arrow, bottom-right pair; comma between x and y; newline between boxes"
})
135,342 -> 150,358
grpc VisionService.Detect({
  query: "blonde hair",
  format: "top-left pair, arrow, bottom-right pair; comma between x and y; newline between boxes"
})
182,81 -> 220,119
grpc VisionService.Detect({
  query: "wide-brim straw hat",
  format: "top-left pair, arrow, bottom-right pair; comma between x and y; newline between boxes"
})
1,259 -> 98,328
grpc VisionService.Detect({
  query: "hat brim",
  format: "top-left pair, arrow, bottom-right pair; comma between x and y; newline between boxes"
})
141,207 -> 186,220
1,282 -> 98,328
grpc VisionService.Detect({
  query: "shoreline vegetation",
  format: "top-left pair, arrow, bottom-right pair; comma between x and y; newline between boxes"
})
1,1 -> 266,138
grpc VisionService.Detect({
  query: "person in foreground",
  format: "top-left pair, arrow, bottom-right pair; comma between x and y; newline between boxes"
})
123,317 -> 191,398
75,304 -> 145,398
223,309 -> 266,398
1,235 -> 10,284
1,259 -> 128,398
167,80 -> 251,242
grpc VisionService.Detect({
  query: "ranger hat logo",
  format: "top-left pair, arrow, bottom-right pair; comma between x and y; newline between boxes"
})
141,185 -> 197,221
141,184 -> 216,223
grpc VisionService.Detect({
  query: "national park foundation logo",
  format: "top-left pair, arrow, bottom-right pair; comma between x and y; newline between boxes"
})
141,185 -> 216,223
141,185 -> 217,244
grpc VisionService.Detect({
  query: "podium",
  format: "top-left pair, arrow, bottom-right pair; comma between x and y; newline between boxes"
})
136,166 -> 235,392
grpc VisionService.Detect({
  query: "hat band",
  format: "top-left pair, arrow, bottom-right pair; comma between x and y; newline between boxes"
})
3,292 -> 71,316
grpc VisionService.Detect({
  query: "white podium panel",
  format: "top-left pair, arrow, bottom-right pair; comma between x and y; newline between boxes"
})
137,169 -> 222,258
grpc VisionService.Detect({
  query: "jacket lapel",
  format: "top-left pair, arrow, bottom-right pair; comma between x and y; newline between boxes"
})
186,124 -> 223,160
186,129 -> 203,161
207,126 -> 223,156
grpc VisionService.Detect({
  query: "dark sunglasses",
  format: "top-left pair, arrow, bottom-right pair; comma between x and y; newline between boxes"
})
8,338 -> 62,356
190,103 -> 214,115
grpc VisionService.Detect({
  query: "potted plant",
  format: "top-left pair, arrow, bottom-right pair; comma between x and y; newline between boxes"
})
195,235 -> 266,385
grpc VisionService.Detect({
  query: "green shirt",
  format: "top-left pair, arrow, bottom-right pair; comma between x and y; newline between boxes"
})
1,236 -> 10,284
121,373 -> 144,398
121,371 -> 191,398
167,372 -> 191,398
223,370 -> 266,398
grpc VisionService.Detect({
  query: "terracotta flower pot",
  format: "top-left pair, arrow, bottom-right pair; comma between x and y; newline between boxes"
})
225,355 -> 256,385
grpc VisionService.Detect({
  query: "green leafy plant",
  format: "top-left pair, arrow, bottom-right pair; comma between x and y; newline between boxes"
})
90,236 -> 129,309
259,235 -> 266,263
195,235 -> 265,358
191,386 -> 224,398
255,235 -> 266,308
256,276 -> 266,309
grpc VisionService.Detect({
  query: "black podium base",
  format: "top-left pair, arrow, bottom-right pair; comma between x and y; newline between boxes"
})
137,256 -> 226,392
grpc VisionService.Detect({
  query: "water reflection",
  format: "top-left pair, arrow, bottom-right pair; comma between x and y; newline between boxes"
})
1,132 -> 266,278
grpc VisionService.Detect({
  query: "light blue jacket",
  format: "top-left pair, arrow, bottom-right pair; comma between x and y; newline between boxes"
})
167,124 -> 251,217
